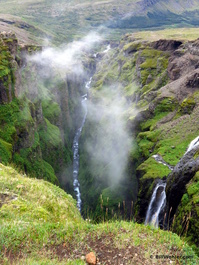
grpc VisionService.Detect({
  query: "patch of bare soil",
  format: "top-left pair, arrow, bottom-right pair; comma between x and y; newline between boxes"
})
1,229 -> 188,265
55,232 -> 145,265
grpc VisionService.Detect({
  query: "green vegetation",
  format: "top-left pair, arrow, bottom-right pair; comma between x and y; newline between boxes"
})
0,0 -> 199,44
1,25 -> 199,263
173,171 -> 199,255
137,157 -> 171,179
0,96 -> 60,184
42,100 -> 61,124
0,38 -> 15,102
0,36 -> 74,186
0,163 -> 198,264
133,28 -> 199,42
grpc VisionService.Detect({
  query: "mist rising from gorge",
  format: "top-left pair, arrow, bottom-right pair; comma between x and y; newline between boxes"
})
84,84 -> 133,186
28,32 -> 102,79
21,31 -> 134,196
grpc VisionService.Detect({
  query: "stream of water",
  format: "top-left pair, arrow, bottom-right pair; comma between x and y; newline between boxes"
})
72,44 -> 111,211
185,135 -> 199,154
72,77 -> 92,212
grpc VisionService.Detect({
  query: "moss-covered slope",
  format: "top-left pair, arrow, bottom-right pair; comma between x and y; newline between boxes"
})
0,163 -> 198,265
0,32 -> 97,194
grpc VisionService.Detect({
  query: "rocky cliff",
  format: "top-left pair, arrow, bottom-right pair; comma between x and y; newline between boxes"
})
77,34 -> 199,253
0,30 -> 199,254
0,32 -> 95,195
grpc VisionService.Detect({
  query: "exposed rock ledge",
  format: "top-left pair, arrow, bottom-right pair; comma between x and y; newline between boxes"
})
166,145 -> 199,220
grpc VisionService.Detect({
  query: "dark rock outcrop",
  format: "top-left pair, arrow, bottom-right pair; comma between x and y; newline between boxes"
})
166,146 -> 199,220
151,39 -> 183,51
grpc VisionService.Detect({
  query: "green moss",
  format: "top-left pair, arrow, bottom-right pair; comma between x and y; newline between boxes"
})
140,58 -> 157,69
32,132 -> 40,149
154,139 -> 188,165
123,41 -> 142,53
124,82 -> 138,97
42,100 -> 61,124
39,118 -> 62,148
122,58 -> 136,71
137,157 -> 171,179
0,138 -> 12,163
39,118 -> 65,173
179,97 -> 196,114
174,172 -> 199,255
141,48 -> 164,58
0,97 -> 60,184
138,48 -> 169,89
181,193 -> 190,206
13,150 -> 58,185
137,130 -> 160,158
0,41 -> 15,91
0,124 -> 17,144
155,98 -> 178,114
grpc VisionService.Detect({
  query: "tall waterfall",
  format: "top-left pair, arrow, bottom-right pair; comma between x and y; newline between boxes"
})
72,45 -> 111,211
72,77 -> 92,212
145,182 -> 166,227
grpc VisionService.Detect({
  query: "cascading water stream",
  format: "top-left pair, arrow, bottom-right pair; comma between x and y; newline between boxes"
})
72,45 -> 110,211
145,182 -> 166,228
185,135 -> 199,154
72,77 -> 92,212
146,135 -> 199,227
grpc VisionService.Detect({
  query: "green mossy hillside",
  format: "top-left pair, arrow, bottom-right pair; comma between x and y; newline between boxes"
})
0,163 -> 198,265
0,97 -> 60,184
0,163 -> 81,224
0,35 -> 85,189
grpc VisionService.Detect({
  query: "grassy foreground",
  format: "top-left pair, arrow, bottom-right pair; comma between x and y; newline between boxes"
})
0,163 -> 198,265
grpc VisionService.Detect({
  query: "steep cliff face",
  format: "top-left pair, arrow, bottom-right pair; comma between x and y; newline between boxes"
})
127,36 -> 199,251
0,32 -> 93,193
77,34 -> 199,251
1,30 -> 199,253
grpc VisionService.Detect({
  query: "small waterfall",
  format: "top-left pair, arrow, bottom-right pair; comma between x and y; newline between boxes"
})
145,182 -> 166,228
72,77 -> 92,212
103,44 -> 111,53
185,135 -> 199,154
145,136 -> 199,228
152,154 -> 174,171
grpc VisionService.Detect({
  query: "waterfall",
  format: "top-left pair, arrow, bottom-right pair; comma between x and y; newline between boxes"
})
145,137 -> 199,228
103,44 -> 111,53
145,182 -> 166,228
185,135 -> 199,154
72,77 -> 92,212
72,45 -> 111,211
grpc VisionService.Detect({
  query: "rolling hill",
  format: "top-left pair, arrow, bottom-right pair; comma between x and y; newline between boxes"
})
0,0 -> 199,44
